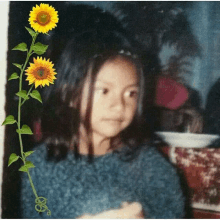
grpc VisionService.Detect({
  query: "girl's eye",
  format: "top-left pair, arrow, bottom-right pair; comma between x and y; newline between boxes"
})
95,88 -> 109,95
125,90 -> 138,99
102,88 -> 109,95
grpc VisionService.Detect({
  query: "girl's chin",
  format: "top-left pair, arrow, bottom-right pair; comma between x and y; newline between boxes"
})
93,128 -> 122,139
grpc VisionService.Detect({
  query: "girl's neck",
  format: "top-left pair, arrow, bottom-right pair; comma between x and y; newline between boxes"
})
78,137 -> 111,156
78,125 -> 112,156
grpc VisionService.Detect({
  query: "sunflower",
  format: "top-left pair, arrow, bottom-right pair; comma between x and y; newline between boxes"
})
29,3 -> 58,34
25,57 -> 57,88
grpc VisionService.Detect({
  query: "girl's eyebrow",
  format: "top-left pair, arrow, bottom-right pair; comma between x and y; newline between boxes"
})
95,79 -> 113,85
95,80 -> 139,87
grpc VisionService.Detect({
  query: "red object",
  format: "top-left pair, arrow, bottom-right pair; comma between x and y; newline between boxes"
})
155,76 -> 189,110
158,145 -> 220,218
33,119 -> 42,142
170,147 -> 220,217
193,209 -> 220,219
157,145 -> 170,158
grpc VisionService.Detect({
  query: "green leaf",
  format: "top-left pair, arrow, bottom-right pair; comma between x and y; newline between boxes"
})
16,90 -> 29,100
2,115 -> 16,126
26,161 -> 35,169
8,153 -> 19,167
30,90 -> 42,103
32,42 -> 48,55
12,43 -> 27,52
13,63 -> 22,69
8,72 -> 19,81
19,165 -> 28,172
34,51 -> 45,55
16,124 -> 33,135
25,27 -> 36,37
24,151 -> 34,158
19,161 -> 35,172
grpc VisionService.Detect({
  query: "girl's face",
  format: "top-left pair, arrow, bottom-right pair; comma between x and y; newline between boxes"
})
81,56 -> 139,141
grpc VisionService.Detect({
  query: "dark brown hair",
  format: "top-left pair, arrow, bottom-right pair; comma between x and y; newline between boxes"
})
41,30 -> 149,161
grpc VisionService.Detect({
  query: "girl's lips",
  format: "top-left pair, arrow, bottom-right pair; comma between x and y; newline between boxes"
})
103,118 -> 124,122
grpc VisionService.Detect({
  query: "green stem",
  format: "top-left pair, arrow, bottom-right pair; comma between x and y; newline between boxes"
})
15,31 -> 50,215
18,33 -> 38,159
17,33 -> 39,197
21,84 -> 34,106
27,170 -> 38,198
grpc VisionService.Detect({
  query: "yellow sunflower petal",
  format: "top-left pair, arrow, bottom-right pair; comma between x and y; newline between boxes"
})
29,3 -> 59,34
25,57 -> 57,88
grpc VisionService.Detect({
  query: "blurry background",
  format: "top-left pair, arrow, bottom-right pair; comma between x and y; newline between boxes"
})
75,1 -> 220,108
1,1 -> 220,218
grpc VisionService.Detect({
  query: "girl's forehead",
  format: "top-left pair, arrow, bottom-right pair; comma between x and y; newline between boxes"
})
95,56 -> 139,84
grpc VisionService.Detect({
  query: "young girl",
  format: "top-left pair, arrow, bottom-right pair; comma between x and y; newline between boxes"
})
20,27 -> 185,219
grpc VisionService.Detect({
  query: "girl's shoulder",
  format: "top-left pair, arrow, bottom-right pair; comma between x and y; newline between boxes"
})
29,142 -> 174,175
25,143 -> 50,173
133,143 -> 178,177
28,143 -> 48,162
132,143 -> 168,163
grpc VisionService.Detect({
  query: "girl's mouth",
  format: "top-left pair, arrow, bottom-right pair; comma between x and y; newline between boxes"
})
103,118 -> 124,122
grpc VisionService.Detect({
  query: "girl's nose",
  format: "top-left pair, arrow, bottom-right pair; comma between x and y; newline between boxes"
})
110,93 -> 124,112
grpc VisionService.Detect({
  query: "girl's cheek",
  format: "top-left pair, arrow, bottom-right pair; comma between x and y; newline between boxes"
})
125,99 -> 138,110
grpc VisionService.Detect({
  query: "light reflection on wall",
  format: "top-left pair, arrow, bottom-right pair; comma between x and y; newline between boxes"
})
0,2 -> 9,217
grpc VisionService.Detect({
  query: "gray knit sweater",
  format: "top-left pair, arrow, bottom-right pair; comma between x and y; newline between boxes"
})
20,144 -> 185,218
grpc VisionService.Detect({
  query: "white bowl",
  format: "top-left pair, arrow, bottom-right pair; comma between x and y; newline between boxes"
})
155,131 -> 220,148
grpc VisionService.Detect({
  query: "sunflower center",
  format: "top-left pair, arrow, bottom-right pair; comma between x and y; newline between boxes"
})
36,11 -> 51,25
37,68 -> 46,78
